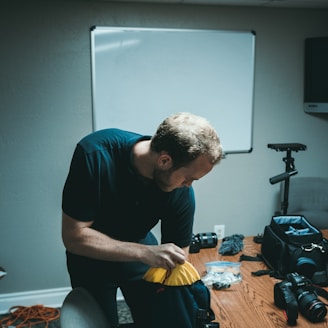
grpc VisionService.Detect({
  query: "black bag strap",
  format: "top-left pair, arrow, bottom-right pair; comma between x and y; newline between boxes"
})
251,269 -> 274,276
252,269 -> 286,280
239,254 -> 263,262
239,253 -> 286,280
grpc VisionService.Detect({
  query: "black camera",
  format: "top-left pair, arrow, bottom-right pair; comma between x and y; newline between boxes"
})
189,233 -> 218,254
274,272 -> 327,325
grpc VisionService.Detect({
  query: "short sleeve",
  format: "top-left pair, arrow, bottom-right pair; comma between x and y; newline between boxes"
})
160,187 -> 195,248
62,145 -> 97,221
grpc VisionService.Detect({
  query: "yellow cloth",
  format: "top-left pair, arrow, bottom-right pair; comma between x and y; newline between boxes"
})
143,261 -> 200,286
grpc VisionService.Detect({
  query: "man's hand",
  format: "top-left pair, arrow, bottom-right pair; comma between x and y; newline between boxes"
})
141,243 -> 186,270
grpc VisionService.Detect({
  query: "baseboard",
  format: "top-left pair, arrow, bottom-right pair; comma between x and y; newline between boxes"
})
0,287 -> 125,314
0,287 -> 71,314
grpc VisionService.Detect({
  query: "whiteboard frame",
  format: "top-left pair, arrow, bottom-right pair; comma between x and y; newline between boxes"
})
91,26 -> 256,154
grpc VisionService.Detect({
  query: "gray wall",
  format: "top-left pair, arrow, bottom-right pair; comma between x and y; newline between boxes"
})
1,0 -> 328,294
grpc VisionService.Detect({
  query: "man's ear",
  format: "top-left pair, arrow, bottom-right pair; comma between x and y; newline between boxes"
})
157,152 -> 173,169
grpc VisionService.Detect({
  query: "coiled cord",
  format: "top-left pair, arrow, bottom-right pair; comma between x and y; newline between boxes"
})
0,305 -> 60,327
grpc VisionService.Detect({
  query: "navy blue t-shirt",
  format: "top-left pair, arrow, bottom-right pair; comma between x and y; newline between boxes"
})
62,128 -> 195,248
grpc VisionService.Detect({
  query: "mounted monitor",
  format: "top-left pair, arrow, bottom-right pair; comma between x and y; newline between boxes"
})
304,36 -> 328,113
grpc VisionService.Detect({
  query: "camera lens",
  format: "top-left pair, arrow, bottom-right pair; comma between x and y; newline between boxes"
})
198,233 -> 218,249
296,257 -> 317,278
296,288 -> 327,322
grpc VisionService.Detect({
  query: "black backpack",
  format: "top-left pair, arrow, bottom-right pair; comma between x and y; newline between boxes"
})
142,279 -> 219,328
245,216 -> 328,286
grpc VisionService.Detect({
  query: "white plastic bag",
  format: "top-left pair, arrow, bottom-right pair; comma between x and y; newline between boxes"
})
202,261 -> 242,289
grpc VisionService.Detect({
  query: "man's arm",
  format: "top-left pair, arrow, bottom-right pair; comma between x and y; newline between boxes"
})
62,211 -> 186,270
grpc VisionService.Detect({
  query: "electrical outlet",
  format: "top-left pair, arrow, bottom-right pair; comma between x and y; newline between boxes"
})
214,224 -> 225,240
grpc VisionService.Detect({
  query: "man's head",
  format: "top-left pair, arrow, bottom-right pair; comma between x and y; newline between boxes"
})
150,112 -> 223,192
151,112 -> 223,169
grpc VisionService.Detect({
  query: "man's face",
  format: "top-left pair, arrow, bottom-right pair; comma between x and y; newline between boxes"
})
153,155 -> 214,192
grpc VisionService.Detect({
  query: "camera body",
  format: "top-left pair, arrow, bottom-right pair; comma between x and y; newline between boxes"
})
274,272 -> 327,324
189,233 -> 218,254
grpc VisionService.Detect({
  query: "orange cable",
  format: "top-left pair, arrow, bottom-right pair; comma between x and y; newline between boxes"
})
0,304 -> 60,327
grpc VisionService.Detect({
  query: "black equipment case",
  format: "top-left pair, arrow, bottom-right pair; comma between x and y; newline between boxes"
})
261,215 -> 328,286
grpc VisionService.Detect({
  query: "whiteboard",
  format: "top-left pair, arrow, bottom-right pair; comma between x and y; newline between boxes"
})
91,27 -> 256,154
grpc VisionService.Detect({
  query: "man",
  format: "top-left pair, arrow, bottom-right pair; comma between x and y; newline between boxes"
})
62,112 -> 223,327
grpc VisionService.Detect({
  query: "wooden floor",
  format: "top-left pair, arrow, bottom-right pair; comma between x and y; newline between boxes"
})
189,233 -> 328,328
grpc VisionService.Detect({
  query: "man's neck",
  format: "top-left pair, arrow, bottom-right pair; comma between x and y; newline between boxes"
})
132,140 -> 155,180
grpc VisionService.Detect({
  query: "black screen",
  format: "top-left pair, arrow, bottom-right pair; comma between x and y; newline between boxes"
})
304,36 -> 328,103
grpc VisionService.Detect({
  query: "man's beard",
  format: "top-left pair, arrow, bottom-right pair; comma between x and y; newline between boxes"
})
153,167 -> 176,192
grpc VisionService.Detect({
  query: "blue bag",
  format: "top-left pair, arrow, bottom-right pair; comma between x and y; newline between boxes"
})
144,279 -> 219,328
